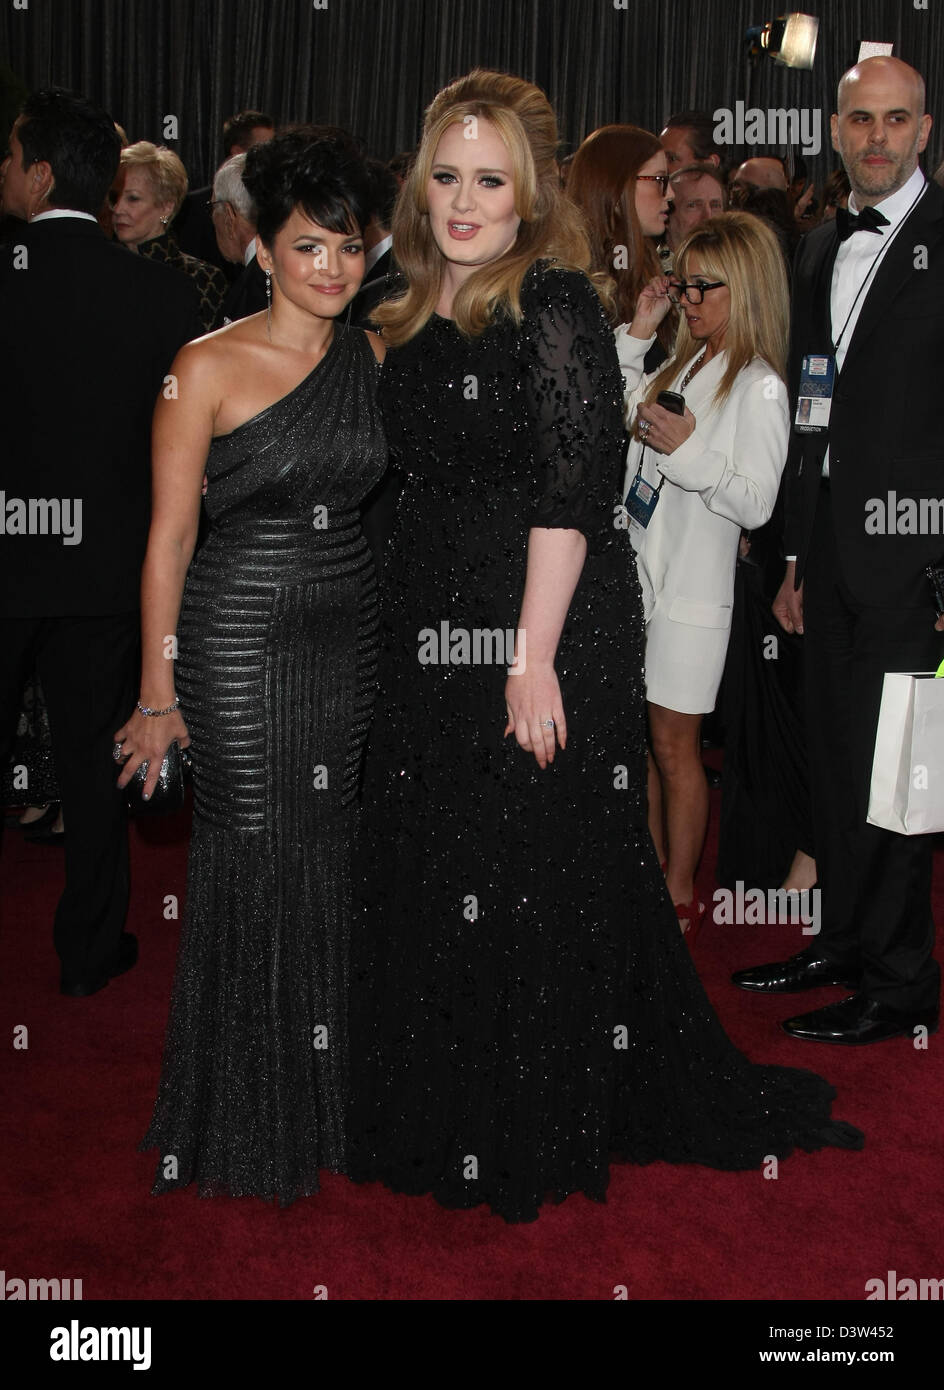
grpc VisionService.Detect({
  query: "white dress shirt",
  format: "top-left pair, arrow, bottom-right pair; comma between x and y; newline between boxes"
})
29,208 -> 99,224
823,165 -> 927,477
364,233 -> 393,277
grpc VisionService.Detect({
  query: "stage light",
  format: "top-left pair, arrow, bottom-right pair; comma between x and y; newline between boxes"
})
752,14 -> 820,70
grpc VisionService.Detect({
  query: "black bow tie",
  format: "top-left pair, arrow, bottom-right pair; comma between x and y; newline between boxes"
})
835,204 -> 890,241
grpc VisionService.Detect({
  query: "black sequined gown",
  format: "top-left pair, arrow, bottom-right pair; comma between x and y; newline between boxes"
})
346,263 -> 863,1224
141,325 -> 386,1204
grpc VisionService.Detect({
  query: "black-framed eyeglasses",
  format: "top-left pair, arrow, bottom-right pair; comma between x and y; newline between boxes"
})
669,280 -> 726,305
207,199 -> 232,213
636,174 -> 670,195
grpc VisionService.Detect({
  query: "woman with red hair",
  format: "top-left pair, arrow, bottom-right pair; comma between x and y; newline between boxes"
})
567,123 -> 677,369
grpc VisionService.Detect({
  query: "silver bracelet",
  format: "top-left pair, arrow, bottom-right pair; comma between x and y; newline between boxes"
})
137,698 -> 180,717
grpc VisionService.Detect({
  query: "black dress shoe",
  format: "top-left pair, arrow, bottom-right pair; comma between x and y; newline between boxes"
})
60,932 -> 138,998
781,992 -> 939,1045
731,950 -> 859,993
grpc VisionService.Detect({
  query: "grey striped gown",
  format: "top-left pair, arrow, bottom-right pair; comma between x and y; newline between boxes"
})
141,325 -> 386,1205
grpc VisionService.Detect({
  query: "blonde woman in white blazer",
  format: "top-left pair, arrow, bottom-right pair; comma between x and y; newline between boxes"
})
615,212 -> 790,942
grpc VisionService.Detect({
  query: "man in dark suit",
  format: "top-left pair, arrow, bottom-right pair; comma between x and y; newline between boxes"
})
0,89 -> 201,995
732,58 -> 944,1043
210,151 -> 267,326
175,109 -> 274,275
349,157 -> 398,329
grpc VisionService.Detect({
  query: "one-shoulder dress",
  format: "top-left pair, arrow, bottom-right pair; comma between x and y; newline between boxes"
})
141,324 -> 386,1204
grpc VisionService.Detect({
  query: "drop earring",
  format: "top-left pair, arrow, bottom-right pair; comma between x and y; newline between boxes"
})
265,270 -> 272,341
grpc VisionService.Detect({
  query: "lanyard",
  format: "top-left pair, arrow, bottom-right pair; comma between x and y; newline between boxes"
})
627,442 -> 665,493
832,183 -> 927,352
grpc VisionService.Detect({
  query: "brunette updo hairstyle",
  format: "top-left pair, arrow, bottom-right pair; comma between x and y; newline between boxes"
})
242,125 -> 372,247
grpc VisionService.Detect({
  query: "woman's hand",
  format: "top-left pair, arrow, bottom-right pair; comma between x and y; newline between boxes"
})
629,275 -> 675,339
113,707 -> 191,800
504,662 -> 566,769
636,401 -> 696,454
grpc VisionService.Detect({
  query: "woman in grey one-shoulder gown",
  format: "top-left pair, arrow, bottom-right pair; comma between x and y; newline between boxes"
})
141,327 -> 385,1204
120,130 -> 387,1206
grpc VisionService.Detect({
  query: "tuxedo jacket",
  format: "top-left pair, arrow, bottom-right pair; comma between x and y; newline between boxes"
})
174,185 -> 232,276
217,255 -> 268,326
350,248 -> 397,329
784,179 -> 944,608
0,218 -> 202,618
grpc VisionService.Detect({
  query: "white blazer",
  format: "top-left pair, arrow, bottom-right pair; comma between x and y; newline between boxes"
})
616,326 -> 790,629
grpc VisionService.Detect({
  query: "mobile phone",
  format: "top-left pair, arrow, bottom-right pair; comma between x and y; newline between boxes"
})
657,391 -> 685,416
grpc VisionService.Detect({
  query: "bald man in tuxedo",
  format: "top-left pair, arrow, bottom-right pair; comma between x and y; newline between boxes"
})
732,58 -> 944,1044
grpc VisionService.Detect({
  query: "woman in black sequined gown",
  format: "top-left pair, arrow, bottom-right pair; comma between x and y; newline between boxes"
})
346,71 -> 862,1225
117,133 -> 386,1203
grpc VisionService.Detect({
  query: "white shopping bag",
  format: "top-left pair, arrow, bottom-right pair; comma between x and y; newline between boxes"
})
868,672 -> 944,834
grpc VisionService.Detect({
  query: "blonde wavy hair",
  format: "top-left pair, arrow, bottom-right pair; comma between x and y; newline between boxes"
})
645,211 -> 789,409
372,68 -> 612,344
119,141 -> 188,220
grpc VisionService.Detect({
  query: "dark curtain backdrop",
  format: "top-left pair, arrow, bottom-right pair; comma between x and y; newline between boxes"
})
2,0 -> 942,188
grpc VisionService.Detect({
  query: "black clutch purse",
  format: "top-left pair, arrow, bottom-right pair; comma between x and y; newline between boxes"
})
120,740 -> 193,816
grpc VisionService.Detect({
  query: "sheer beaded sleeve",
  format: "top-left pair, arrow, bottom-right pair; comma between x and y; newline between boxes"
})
520,267 -> 628,553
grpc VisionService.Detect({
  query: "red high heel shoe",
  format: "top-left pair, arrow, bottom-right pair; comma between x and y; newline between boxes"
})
674,898 -> 707,949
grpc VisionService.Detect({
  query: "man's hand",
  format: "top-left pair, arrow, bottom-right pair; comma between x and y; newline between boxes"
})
935,614 -> 944,633
773,560 -> 804,635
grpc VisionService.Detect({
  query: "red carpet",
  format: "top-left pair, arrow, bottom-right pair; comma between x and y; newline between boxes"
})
1,788 -> 941,1302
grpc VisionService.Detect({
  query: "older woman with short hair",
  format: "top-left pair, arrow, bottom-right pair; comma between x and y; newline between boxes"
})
112,141 -> 227,331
